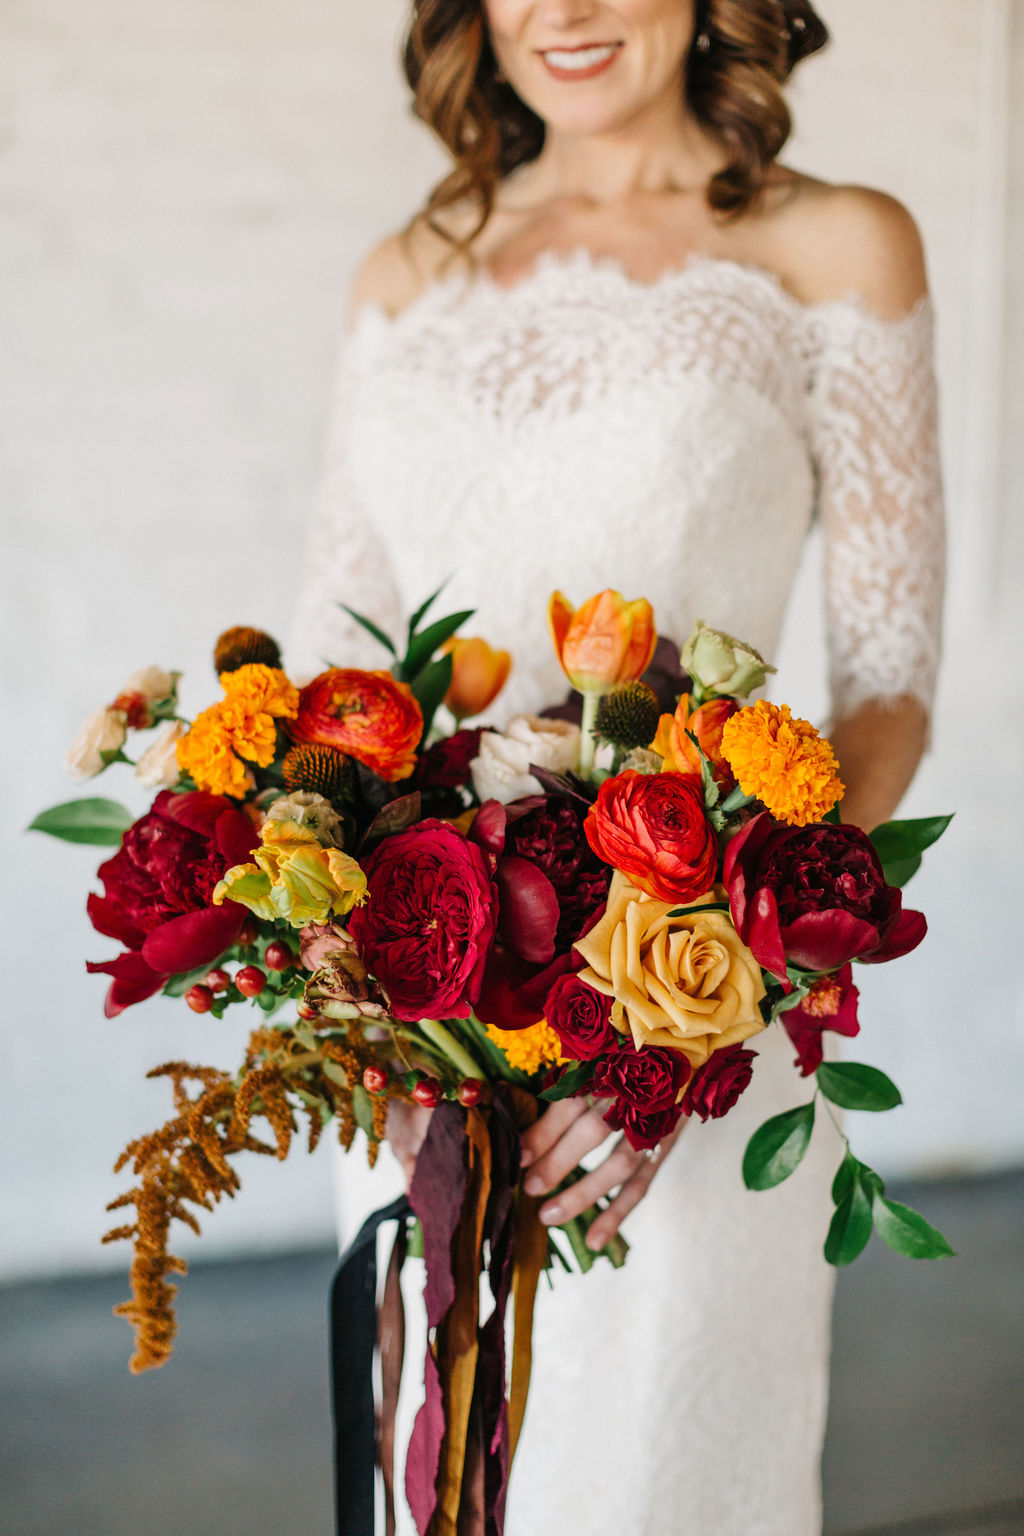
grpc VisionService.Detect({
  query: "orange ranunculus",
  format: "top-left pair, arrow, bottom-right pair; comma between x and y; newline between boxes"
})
548,590 -> 657,695
652,693 -> 740,785
441,637 -> 512,721
289,669 -> 423,783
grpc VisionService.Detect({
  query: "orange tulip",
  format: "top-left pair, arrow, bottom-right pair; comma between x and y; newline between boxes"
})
548,590 -> 657,696
442,637 -> 512,721
652,693 -> 740,784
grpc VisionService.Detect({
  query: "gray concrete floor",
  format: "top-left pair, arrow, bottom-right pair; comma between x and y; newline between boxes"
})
2,1171 -> 1022,1536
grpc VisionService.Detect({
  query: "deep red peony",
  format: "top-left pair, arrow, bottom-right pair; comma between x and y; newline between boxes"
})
86,790 -> 258,1016
348,820 -> 498,1023
593,1040 -> 691,1151
782,966 -> 861,1076
723,812 -> 927,982
681,1045 -> 758,1122
584,770 -> 717,905
543,972 -> 616,1061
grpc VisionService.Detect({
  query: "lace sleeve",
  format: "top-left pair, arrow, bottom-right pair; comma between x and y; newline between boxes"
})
806,298 -> 946,722
286,335 -> 405,684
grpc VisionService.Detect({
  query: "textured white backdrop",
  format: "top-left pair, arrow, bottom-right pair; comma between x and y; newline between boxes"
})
2,0 -> 1021,1279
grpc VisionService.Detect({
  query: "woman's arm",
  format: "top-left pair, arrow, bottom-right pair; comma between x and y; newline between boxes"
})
831,696 -> 927,833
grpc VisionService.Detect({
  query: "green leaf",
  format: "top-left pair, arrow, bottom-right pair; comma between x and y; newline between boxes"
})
870,815 -> 954,886
407,581 -> 451,641
831,1151 -> 884,1205
163,961 -> 225,998
666,902 -> 731,918
817,1061 -> 903,1113
823,804 -> 842,826
351,1083 -> 375,1137
339,604 -> 397,658
403,609 -> 475,682
825,1177 -> 874,1266
684,729 -> 720,812
742,1101 -> 815,1191
409,653 -> 454,740
872,1195 -> 956,1260
540,1062 -> 595,1102
28,797 -> 134,846
720,784 -> 755,816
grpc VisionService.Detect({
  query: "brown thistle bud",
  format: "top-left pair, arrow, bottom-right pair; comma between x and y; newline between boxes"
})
594,681 -> 662,752
214,626 -> 282,675
282,742 -> 355,801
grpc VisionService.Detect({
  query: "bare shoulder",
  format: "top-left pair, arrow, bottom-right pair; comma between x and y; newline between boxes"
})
346,215 -> 472,329
767,175 -> 930,318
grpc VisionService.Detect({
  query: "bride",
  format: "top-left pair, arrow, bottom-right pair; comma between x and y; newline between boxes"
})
288,1 -> 946,1531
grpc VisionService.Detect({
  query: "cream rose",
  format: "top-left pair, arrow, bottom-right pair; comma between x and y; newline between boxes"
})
574,871 -> 767,1067
470,714 -> 580,804
64,707 -> 128,779
134,719 -> 188,789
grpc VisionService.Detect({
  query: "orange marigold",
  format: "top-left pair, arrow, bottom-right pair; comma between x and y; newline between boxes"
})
220,664 -> 299,720
720,701 -> 845,827
484,1020 -> 566,1077
176,705 -> 254,797
217,700 -> 278,768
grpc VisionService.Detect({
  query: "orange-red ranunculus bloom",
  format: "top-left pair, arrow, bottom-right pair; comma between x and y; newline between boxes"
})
584,769 -> 718,905
548,590 -> 657,695
289,669 -> 423,783
442,637 -> 512,721
652,693 -> 740,785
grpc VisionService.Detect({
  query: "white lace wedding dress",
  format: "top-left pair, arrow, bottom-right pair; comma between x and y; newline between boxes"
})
287,248 -> 945,1536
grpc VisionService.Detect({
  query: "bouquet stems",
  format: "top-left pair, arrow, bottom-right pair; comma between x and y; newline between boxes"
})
419,1018 -> 486,1082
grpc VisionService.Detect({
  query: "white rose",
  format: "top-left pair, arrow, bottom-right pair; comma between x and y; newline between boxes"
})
117,666 -> 180,703
64,707 -> 128,779
134,719 -> 188,789
470,714 -> 581,804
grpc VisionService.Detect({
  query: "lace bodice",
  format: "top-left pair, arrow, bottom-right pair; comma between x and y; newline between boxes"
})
288,248 -> 945,725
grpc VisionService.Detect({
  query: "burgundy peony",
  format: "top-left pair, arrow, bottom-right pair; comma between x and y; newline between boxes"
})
783,965 -> 861,1076
681,1046 -> 758,1122
593,1040 -> 691,1151
86,789 -> 258,1016
584,770 -> 718,904
543,972 -> 616,1061
348,819 -> 498,1023
723,812 -> 927,982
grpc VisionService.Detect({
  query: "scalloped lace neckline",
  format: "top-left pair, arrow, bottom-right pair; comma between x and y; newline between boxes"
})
349,244 -> 934,342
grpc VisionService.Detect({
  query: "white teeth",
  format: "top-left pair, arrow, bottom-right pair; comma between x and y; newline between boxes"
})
543,44 -> 618,70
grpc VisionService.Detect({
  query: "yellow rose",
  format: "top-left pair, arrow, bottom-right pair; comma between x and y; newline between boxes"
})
213,817 -> 366,928
574,872 -> 767,1068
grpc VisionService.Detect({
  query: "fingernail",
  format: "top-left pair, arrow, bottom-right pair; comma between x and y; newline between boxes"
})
585,1229 -> 605,1251
519,1148 -> 534,1168
540,1203 -> 563,1225
524,1175 -> 544,1196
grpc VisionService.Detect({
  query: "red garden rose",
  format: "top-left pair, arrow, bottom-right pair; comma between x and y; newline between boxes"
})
584,770 -> 718,904
348,819 -> 498,1022
681,1045 -> 758,1122
86,789 -> 258,1016
783,965 -> 861,1076
723,811 -> 927,982
543,972 -> 616,1061
593,1040 -> 691,1152
289,668 -> 423,783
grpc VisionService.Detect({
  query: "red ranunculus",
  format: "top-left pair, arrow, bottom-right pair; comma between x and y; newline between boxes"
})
86,790 -> 257,1016
783,966 -> 861,1076
348,820 -> 498,1022
543,972 -> 616,1061
289,668 -> 423,783
681,1045 -> 757,1122
584,771 -> 718,904
724,812 -> 927,981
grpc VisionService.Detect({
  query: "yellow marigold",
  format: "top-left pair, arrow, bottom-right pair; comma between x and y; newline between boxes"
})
220,664 -> 299,720
217,699 -> 278,768
484,1020 -> 567,1077
720,700 -> 845,827
176,704 -> 253,797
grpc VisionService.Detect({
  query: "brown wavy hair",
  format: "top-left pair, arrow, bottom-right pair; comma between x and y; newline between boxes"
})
404,0 -> 828,255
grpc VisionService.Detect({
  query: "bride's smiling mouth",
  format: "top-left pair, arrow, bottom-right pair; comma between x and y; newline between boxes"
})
537,42 -> 624,83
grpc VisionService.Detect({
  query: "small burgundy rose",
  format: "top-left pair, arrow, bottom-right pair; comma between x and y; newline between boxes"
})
593,1040 -> 691,1112
682,1046 -> 758,1122
544,972 -> 616,1061
604,1097 -> 684,1153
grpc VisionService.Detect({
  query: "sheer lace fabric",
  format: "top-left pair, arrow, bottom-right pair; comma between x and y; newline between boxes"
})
287,248 -> 946,1536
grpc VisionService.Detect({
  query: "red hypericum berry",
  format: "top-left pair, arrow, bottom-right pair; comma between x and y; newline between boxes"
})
296,1001 -> 319,1022
185,984 -> 214,1014
457,1078 -> 484,1108
363,1064 -> 390,1096
235,965 -> 267,998
412,1077 -> 443,1109
206,967 -> 231,993
264,941 -> 294,973
238,917 -> 259,947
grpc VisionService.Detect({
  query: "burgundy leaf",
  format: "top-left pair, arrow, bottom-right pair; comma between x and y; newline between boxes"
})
408,1102 -> 470,1328
405,1349 -> 445,1536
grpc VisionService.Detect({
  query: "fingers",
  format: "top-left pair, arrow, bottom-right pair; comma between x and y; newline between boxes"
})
581,1121 -> 688,1249
520,1098 -> 589,1167
522,1108 -> 612,1202
538,1138 -> 641,1225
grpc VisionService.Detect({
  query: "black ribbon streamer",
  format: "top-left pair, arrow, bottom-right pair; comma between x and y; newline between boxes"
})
331,1194 -> 413,1536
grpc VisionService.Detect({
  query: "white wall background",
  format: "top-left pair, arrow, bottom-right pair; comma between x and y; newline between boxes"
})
2,0 -> 1021,1281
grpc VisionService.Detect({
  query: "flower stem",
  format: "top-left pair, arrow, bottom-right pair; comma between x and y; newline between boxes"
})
418,1019 -> 484,1081
579,691 -> 600,779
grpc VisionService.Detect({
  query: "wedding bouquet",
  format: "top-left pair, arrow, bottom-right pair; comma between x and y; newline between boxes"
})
34,589 -> 953,1533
